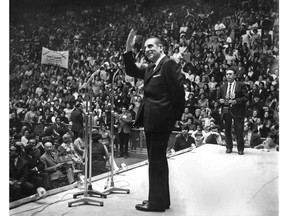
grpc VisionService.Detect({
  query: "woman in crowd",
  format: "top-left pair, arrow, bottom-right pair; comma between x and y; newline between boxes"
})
58,133 -> 83,170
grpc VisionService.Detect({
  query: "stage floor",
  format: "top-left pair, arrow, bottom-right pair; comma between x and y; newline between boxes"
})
10,144 -> 279,216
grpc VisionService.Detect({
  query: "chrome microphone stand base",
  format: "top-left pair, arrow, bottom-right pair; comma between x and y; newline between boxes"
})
68,197 -> 104,207
103,179 -> 130,195
72,185 -> 107,199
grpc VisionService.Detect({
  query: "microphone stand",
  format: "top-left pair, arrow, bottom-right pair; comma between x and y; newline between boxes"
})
68,76 -> 106,207
103,69 -> 130,195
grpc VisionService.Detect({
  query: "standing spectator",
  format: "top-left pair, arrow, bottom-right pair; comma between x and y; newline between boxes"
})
71,103 -> 84,140
218,69 -> 249,155
116,106 -> 133,159
128,103 -> 136,121
124,30 -> 185,212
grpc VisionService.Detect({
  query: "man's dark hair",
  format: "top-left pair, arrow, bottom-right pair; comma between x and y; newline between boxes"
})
182,125 -> 190,131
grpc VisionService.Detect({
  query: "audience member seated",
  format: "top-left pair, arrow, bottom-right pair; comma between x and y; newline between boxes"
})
243,121 -> 262,148
52,117 -> 69,142
58,133 -> 84,170
254,133 -> 279,152
73,130 -> 85,161
171,126 -> 195,153
204,125 -> 223,145
22,138 -> 50,190
9,144 -> 27,201
91,132 -> 110,176
40,141 -> 75,188
191,124 -> 204,147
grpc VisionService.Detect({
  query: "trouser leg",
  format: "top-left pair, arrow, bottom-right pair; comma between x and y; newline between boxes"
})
145,131 -> 171,209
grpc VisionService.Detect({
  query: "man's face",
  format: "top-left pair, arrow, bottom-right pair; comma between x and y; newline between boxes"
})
226,70 -> 235,83
144,38 -> 163,63
10,146 -> 18,158
44,142 -> 53,154
182,129 -> 189,136
244,123 -> 249,132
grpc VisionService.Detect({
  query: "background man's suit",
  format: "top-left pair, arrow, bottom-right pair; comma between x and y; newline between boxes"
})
218,81 -> 248,152
124,51 -> 185,209
40,151 -> 74,184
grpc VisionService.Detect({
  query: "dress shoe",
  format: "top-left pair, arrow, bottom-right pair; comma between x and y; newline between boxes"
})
238,151 -> 244,155
135,203 -> 165,212
226,149 -> 232,154
142,200 -> 170,209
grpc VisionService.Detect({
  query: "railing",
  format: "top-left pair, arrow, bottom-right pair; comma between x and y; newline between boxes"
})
22,122 -> 181,152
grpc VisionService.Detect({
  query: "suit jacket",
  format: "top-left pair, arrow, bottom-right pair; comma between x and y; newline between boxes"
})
10,157 -> 30,183
218,81 -> 249,119
123,52 -> 185,132
71,109 -> 83,132
117,111 -> 133,134
21,148 -> 45,174
40,152 -> 65,181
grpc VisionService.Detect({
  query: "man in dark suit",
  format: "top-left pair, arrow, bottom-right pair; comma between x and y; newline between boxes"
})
21,139 -> 50,190
71,103 -> 83,140
218,69 -> 249,155
123,29 -> 185,212
9,144 -> 27,201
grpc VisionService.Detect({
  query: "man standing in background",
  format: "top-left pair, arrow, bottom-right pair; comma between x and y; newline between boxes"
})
218,69 -> 248,155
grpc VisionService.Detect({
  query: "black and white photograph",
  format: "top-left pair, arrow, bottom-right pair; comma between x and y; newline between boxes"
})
7,0 -> 284,215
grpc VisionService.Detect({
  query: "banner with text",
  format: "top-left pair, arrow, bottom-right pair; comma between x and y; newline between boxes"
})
41,47 -> 69,69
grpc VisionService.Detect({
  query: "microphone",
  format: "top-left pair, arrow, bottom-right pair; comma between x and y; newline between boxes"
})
34,187 -> 47,199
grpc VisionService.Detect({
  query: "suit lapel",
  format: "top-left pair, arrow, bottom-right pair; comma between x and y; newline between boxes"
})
47,152 -> 57,163
145,57 -> 166,85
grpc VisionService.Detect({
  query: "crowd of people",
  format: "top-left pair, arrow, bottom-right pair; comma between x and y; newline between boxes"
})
9,0 -> 279,202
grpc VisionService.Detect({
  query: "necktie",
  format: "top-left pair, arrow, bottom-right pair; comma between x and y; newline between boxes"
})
228,83 -> 232,99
